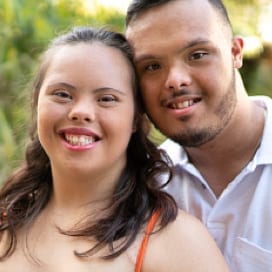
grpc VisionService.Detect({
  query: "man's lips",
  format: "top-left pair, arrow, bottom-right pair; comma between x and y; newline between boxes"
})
162,95 -> 202,110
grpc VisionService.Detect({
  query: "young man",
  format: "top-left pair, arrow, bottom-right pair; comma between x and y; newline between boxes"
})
126,0 -> 272,271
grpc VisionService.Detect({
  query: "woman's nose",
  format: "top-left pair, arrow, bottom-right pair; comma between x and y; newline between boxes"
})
68,100 -> 95,123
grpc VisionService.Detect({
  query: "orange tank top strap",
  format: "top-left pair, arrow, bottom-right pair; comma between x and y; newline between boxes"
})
135,210 -> 161,272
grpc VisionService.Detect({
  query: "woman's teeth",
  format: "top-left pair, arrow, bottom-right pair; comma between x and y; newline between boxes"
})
65,134 -> 95,146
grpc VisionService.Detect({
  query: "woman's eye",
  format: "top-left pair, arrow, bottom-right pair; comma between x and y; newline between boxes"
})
190,52 -> 208,60
98,95 -> 117,104
53,90 -> 72,99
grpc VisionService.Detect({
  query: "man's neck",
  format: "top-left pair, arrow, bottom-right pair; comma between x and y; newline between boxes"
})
185,100 -> 265,197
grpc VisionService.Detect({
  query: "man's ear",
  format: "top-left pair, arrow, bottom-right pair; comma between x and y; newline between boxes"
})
232,36 -> 244,69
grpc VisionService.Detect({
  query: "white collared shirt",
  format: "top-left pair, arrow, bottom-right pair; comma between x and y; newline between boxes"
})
161,96 -> 272,271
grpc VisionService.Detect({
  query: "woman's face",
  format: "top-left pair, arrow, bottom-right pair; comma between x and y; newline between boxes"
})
37,42 -> 136,179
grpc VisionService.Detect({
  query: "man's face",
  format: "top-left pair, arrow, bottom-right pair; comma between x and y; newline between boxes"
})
126,0 -> 243,147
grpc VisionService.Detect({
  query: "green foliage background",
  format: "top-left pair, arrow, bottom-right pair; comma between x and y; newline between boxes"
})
0,0 -> 126,181
0,0 -> 271,183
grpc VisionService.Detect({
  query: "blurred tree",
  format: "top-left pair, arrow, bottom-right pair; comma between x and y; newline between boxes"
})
0,0 -> 125,181
225,0 -> 261,36
0,0 -> 271,182
225,0 -> 272,96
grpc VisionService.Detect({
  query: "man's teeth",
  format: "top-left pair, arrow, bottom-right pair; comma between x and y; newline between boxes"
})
172,100 -> 194,109
65,134 -> 95,146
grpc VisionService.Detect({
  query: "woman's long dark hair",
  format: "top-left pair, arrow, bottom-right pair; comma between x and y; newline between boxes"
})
0,26 -> 177,260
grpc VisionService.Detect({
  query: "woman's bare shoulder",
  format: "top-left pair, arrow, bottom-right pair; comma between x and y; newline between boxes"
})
142,209 -> 230,272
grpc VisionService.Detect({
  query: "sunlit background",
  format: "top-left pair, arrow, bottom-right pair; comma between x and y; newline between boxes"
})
94,0 -> 272,56
83,0 -> 130,13
81,0 -> 272,67
0,0 -> 272,182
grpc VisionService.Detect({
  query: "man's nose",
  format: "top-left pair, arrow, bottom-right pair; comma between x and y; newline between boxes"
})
164,63 -> 192,93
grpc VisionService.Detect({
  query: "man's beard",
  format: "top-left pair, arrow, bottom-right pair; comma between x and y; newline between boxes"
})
170,126 -> 221,147
169,71 -> 237,147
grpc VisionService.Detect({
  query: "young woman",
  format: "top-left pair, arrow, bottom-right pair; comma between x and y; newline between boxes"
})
0,26 -> 229,271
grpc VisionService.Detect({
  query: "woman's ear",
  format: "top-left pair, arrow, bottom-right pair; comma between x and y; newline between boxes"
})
132,114 -> 139,133
132,121 -> 137,133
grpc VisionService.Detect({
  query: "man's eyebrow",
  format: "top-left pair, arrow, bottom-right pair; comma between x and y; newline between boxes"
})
134,54 -> 158,64
134,39 -> 211,64
183,39 -> 211,50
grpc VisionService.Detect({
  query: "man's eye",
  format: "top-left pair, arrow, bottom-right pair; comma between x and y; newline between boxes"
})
190,52 -> 208,60
145,63 -> 161,71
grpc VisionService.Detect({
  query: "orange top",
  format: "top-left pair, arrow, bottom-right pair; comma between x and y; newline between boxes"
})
135,211 -> 161,272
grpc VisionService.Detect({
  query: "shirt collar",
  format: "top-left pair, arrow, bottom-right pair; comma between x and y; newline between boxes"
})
250,96 -> 272,165
161,96 -> 272,167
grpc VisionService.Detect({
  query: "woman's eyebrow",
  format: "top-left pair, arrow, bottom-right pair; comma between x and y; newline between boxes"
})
47,83 -> 128,96
47,82 -> 76,90
93,87 -> 127,96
